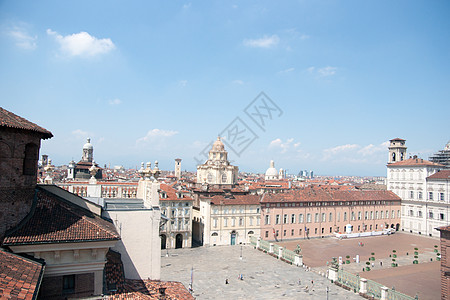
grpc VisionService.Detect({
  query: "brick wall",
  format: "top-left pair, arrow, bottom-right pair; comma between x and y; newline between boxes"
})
441,231 -> 450,300
0,128 -> 42,239
39,273 -> 95,300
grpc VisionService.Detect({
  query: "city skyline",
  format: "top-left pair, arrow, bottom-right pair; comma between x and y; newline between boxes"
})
1,1 -> 449,176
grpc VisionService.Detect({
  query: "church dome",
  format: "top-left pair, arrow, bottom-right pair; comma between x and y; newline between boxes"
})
265,160 -> 278,177
83,138 -> 93,150
212,136 -> 225,151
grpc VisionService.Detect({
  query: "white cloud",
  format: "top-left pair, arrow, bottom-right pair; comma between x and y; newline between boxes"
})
136,129 -> 178,144
318,66 -> 337,77
277,67 -> 294,74
299,34 -> 310,40
269,138 -> 300,154
108,99 -> 122,106
71,129 -> 90,138
358,141 -> 389,156
232,80 -> 244,85
243,35 -> 279,48
8,26 -> 37,50
307,66 -> 338,77
47,29 -> 115,57
322,141 -> 389,163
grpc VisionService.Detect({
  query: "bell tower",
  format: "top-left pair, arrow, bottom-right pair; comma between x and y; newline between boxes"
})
388,138 -> 407,164
175,158 -> 182,179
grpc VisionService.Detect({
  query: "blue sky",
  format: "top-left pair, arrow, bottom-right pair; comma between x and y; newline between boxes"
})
1,1 -> 449,176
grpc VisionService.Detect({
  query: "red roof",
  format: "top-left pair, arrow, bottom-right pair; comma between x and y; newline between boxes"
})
0,107 -> 53,139
160,184 -> 193,201
427,170 -> 450,180
209,194 -> 260,205
388,157 -> 444,167
0,249 -> 44,300
261,188 -> 400,203
3,186 -> 120,246
108,279 -> 194,300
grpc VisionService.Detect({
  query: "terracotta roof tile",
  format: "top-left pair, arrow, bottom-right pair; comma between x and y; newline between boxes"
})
3,186 -> 120,246
0,249 -> 44,300
210,194 -> 260,205
108,279 -> 194,299
0,107 -> 53,139
427,170 -> 450,180
388,157 -> 444,167
261,188 -> 400,203
160,184 -> 193,201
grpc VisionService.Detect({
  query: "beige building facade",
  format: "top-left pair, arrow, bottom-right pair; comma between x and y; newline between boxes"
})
200,194 -> 261,246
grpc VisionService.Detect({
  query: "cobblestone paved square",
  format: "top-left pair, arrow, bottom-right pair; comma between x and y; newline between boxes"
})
160,245 -> 363,300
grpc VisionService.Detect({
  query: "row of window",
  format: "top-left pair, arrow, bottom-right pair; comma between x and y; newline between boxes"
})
264,200 -> 395,209
406,191 -> 445,201
162,208 -> 190,217
213,217 -> 261,228
407,209 -> 446,221
265,223 -> 385,238
265,210 -> 400,225
161,218 -> 190,231
212,207 -> 260,215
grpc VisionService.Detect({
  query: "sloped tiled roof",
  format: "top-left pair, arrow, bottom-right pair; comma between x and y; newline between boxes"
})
3,186 -> 120,246
0,249 -> 45,299
210,194 -> 260,205
388,157 -> 444,167
427,170 -> 450,180
0,107 -> 53,139
160,184 -> 193,201
108,279 -> 194,300
261,188 -> 400,203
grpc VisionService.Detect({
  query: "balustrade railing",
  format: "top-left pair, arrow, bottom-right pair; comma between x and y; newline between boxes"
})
366,278 -> 383,298
282,248 -> 296,263
337,269 -> 360,293
387,289 -> 417,300
259,239 -> 270,252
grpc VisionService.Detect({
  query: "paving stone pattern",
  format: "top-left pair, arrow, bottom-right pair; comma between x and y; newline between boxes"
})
161,245 -> 363,300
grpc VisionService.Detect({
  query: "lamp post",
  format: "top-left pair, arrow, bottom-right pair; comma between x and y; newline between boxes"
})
240,245 -> 243,260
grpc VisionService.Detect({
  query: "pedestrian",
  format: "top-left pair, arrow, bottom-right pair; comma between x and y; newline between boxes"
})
225,279 -> 229,284
380,261 -> 383,267
298,279 -> 301,285
371,262 -> 374,268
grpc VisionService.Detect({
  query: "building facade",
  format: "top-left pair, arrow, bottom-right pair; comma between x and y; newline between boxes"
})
386,138 -> 445,237
438,225 -> 450,300
159,183 -> 193,249
260,188 -> 401,241
199,194 -> 261,246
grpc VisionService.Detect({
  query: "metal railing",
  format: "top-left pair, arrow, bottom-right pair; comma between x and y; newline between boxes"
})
282,248 -> 296,263
387,289 -> 418,300
337,269 -> 360,293
366,278 -> 383,299
259,239 -> 271,252
273,244 -> 281,256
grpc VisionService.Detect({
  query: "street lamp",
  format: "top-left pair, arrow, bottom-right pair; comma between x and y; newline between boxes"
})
240,245 -> 243,260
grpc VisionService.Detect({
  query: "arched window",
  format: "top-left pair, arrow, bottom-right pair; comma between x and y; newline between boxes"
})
211,232 -> 218,236
23,143 -> 38,175
248,231 -> 254,235
221,173 -> 227,183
